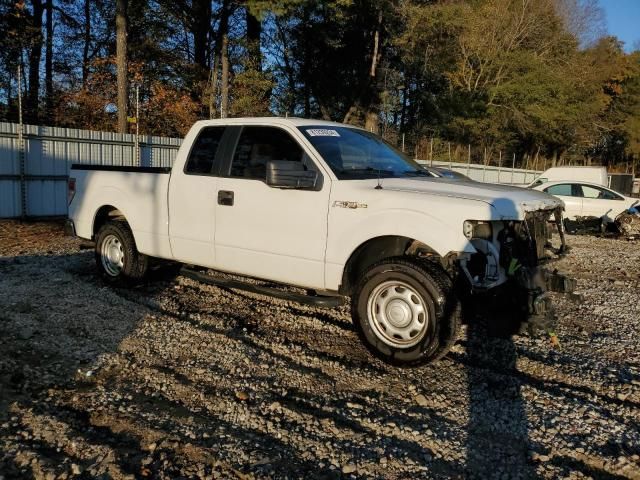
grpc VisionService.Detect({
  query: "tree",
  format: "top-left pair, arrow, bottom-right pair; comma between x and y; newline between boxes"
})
116,0 -> 127,133
192,0 -> 212,70
45,0 -> 53,118
555,0 -> 606,48
27,0 -> 44,122
82,0 -> 90,85
1,0 -> 639,170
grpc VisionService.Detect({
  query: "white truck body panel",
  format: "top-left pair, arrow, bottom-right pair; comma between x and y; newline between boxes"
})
167,121 -> 219,266
69,117 -> 564,293
324,178 -> 560,289
214,177 -> 330,288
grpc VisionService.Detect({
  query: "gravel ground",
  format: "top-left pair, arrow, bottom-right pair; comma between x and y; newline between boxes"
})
0,220 -> 639,480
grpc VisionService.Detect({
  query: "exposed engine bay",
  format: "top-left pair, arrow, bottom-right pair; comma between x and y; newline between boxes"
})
457,206 -> 571,334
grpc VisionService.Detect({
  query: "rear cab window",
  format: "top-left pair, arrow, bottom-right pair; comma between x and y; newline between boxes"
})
185,127 -> 226,175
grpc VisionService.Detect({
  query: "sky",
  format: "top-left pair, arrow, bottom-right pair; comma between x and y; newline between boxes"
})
600,0 -> 640,52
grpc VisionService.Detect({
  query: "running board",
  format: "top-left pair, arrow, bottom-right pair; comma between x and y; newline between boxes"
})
180,268 -> 345,308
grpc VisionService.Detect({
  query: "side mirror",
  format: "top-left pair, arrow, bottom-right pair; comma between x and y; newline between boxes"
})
266,160 -> 317,189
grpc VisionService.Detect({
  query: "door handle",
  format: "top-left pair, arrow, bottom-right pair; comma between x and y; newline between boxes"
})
218,190 -> 234,206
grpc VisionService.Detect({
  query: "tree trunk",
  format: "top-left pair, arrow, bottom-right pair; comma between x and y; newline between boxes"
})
245,9 -> 261,71
399,84 -> 408,132
45,0 -> 53,118
364,110 -> 379,133
275,16 -> 295,115
210,0 -> 231,119
343,105 -> 357,124
363,11 -> 383,134
208,54 -> 218,119
28,0 -> 44,123
318,102 -> 332,121
7,76 -> 12,115
82,0 -> 91,86
302,6 -> 311,117
220,32 -> 229,118
116,0 -> 128,133
192,0 -> 211,70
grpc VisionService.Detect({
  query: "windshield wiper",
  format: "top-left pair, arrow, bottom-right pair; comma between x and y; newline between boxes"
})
342,167 -> 394,176
344,167 -> 377,173
403,169 -> 432,177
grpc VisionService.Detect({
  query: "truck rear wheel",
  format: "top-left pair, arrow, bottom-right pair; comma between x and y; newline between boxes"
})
352,257 -> 460,366
95,221 -> 148,284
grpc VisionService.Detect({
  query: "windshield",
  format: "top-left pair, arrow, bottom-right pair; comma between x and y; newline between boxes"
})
298,126 -> 432,180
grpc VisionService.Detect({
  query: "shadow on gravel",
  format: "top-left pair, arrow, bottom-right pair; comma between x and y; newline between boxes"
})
549,456 -> 630,480
455,323 -> 639,480
4,241 -> 636,479
464,319 -> 539,479
1,251 -> 388,478
0,252 -> 149,477
0,250 -> 537,478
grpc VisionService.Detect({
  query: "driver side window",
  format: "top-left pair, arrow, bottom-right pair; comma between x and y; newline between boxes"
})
230,126 -> 311,180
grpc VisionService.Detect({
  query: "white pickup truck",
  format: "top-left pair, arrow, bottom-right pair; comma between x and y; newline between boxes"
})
67,117 -> 565,366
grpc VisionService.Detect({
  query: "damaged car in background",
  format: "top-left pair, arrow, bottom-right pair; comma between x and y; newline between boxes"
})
532,180 -> 640,237
67,118 -> 572,366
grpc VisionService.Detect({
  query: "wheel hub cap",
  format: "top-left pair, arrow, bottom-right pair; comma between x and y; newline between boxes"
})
366,280 -> 429,348
101,234 -> 124,276
386,300 -> 412,328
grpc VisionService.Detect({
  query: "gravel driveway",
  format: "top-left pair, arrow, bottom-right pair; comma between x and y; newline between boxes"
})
1,220 -> 639,479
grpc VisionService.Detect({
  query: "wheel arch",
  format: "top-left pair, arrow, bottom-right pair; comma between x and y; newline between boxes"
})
92,205 -> 127,239
339,235 -> 441,295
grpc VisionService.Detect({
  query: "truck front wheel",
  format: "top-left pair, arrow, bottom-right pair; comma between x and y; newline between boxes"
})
352,258 -> 460,366
95,221 -> 148,284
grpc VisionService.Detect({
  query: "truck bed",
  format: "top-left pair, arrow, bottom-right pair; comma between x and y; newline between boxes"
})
69,164 -> 172,258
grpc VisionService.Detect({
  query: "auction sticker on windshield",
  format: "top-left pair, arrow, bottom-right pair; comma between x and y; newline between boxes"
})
306,129 -> 340,137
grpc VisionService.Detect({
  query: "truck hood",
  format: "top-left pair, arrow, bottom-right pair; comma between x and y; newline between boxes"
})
370,177 -> 563,219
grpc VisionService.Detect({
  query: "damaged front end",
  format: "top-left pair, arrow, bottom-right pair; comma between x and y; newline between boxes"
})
615,209 -> 640,239
457,206 -> 573,335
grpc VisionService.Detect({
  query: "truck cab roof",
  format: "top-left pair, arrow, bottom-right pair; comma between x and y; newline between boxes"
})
192,117 -> 360,129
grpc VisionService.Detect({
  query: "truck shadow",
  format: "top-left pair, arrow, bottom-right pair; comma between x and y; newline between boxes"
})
462,317 -> 538,479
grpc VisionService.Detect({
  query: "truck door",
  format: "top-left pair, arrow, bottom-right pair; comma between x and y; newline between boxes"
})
213,125 -> 330,289
168,126 -> 227,266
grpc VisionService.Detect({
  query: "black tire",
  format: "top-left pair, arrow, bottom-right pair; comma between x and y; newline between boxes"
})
351,257 -> 461,366
95,220 -> 148,284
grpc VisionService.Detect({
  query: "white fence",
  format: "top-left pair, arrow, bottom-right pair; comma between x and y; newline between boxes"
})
0,121 -> 542,218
